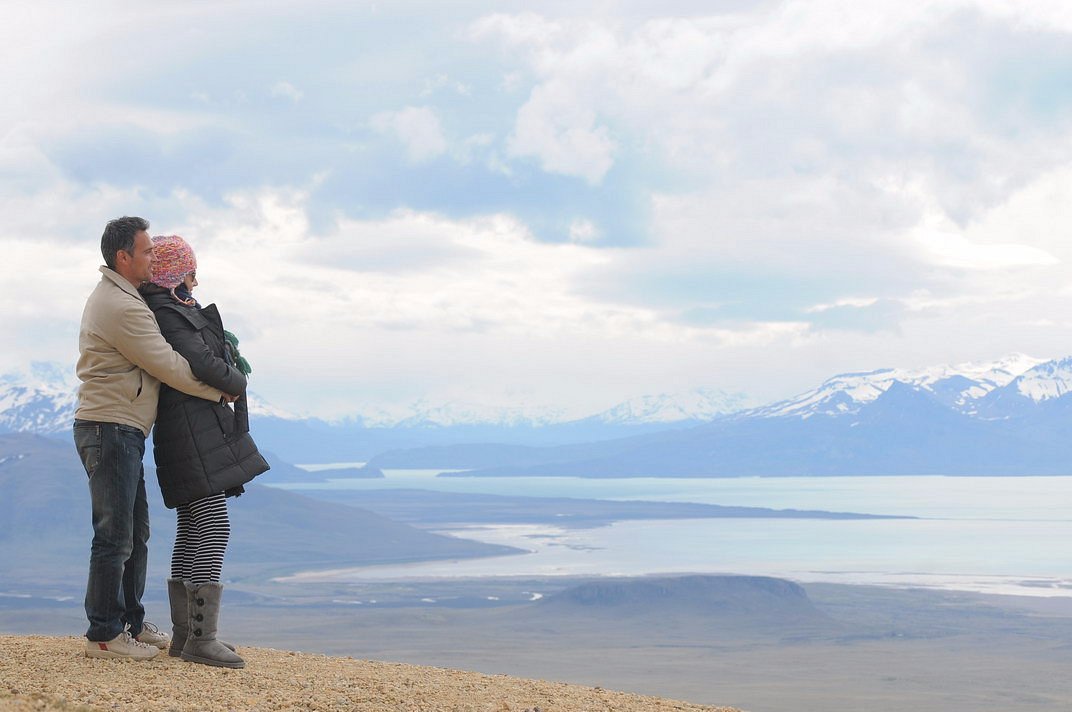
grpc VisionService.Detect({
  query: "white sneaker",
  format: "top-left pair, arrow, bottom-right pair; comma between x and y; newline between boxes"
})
135,621 -> 171,650
85,630 -> 160,660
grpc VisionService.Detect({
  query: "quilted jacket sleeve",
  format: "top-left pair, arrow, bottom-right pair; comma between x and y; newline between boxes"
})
109,297 -> 224,402
153,307 -> 248,397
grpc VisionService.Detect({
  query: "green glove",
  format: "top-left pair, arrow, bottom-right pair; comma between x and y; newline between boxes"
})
224,330 -> 253,376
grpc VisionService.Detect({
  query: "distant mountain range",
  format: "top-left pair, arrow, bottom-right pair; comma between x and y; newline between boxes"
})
747,353 -> 1047,418
372,354 -> 1072,476
5,354 -> 1072,475
0,362 -> 750,460
0,363 -> 79,435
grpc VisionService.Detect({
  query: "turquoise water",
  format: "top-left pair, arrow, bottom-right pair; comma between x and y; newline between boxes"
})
269,470 -> 1072,596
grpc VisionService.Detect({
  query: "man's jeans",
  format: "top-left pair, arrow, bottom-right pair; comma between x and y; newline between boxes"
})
73,420 -> 150,642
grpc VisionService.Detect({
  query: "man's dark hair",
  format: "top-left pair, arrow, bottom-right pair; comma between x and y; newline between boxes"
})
101,216 -> 150,269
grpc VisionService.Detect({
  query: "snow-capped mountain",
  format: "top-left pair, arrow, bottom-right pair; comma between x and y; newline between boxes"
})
0,362 -> 291,434
0,362 -> 748,434
363,399 -> 571,429
334,389 -> 752,429
8,354 -> 1072,472
749,353 -> 1047,419
427,354 -> 1072,478
966,356 -> 1072,419
244,394 -> 296,420
1009,356 -> 1072,403
0,362 -> 79,434
336,387 -> 753,429
1,355 -> 1060,434
590,387 -> 752,424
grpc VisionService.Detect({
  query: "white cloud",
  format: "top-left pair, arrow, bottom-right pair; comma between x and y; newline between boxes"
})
910,213 -> 1060,271
454,132 -> 495,165
0,180 -> 834,417
474,4 -> 1072,205
568,218 -> 600,243
370,106 -> 448,162
188,190 -> 653,341
474,14 -> 624,183
889,169 -> 1067,271
806,298 -> 881,313
508,82 -> 617,184
949,163 -> 1072,262
420,73 -> 472,97
977,0 -> 1072,34
472,5 -> 1072,323
270,81 -> 304,102
6,2 -> 1072,415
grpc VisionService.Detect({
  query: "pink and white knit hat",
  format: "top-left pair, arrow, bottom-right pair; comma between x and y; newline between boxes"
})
149,235 -> 197,289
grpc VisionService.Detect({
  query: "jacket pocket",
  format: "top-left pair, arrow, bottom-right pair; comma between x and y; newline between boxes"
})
212,401 -> 237,437
122,370 -> 143,403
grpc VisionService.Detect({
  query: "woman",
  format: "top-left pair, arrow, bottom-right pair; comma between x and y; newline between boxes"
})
141,235 -> 269,669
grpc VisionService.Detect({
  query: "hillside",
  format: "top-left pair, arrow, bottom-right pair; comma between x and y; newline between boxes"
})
540,575 -> 827,621
0,635 -> 738,712
0,433 -> 518,588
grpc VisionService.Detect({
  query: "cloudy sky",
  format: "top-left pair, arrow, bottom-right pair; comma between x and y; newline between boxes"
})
4,0 -> 1072,419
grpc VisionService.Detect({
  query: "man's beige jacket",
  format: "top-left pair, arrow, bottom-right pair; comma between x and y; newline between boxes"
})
75,266 -> 224,436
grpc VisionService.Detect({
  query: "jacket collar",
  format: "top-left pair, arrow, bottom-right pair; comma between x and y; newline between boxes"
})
99,266 -> 147,302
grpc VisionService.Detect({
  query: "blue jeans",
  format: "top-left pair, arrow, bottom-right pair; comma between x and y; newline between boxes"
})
74,420 -> 150,642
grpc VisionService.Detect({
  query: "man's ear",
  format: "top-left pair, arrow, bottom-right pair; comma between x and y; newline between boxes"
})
114,249 -> 129,268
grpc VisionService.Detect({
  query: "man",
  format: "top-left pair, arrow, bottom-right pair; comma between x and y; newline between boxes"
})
74,216 -> 231,660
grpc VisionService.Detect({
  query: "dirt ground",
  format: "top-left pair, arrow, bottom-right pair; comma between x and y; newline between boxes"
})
0,635 -> 740,712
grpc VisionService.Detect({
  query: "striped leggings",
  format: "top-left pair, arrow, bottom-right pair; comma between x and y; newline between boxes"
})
171,493 -> 230,585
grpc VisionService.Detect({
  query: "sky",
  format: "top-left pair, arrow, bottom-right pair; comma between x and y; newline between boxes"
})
3,0 -> 1072,419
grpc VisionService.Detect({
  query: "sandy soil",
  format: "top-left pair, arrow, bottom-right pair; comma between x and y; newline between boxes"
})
0,635 -> 740,712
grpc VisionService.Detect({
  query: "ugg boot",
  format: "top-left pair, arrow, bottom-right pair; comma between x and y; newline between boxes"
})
168,578 -> 236,657
180,582 -> 245,668
167,578 -> 188,657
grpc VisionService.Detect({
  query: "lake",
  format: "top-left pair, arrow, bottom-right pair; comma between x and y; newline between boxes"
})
270,469 -> 1072,597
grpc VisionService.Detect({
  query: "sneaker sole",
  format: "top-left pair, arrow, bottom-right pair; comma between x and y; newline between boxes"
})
136,638 -> 170,650
85,648 -> 159,661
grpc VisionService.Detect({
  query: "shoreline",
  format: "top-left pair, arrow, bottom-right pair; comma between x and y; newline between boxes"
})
275,566 -> 1072,599
7,575 -> 1072,621
267,516 -> 1072,599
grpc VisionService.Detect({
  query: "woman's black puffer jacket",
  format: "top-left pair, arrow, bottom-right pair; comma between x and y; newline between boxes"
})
142,285 -> 269,508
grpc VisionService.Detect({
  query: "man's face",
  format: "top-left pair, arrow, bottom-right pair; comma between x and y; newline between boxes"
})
117,230 -> 154,286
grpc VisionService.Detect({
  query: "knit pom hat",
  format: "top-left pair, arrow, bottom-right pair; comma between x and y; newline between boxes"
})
150,235 -> 197,289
